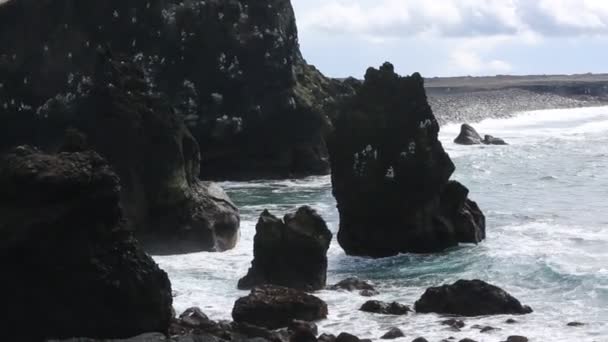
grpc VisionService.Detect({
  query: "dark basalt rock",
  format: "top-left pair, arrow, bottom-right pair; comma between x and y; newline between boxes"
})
454,124 -> 483,145
483,135 -> 508,145
504,337 -> 528,342
0,0 -> 355,180
318,334 -> 337,342
2,47 -> 240,254
414,280 -> 533,316
232,285 -> 328,330
328,278 -> 379,297
0,146 -> 173,341
360,300 -> 411,315
381,328 -> 405,340
238,206 -> 332,291
412,338 -> 429,342
441,319 -> 465,329
336,333 -> 366,342
567,322 -> 586,327
327,62 -> 486,257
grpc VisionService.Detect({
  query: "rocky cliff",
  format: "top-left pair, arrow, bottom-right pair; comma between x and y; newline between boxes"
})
0,0 -> 353,180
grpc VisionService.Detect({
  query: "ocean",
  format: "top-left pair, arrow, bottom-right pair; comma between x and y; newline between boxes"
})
155,106 -> 608,342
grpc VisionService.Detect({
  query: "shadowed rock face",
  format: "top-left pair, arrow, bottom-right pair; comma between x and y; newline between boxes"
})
0,146 -> 173,341
328,63 -> 485,258
238,206 -> 332,291
414,279 -> 533,316
232,285 -> 328,330
0,0 -> 354,180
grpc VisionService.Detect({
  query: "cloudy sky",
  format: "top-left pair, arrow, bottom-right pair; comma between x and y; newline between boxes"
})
292,0 -> 608,78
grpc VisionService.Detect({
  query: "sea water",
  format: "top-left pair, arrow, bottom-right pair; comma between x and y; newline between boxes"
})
155,106 -> 608,342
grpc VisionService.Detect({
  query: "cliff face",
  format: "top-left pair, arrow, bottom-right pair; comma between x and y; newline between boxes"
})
0,0 -> 351,180
0,146 -> 173,341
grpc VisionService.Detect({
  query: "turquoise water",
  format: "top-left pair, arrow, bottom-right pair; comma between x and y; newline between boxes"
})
155,106 -> 608,342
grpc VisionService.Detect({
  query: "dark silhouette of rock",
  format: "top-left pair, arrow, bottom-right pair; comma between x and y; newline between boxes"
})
328,278 -> 379,296
453,125 -> 508,146
381,328 -> 405,339
0,0 -> 356,180
504,337 -> 528,342
318,333 -> 337,342
0,146 -> 173,341
232,285 -> 328,330
454,124 -> 483,145
412,338 -> 429,342
459,339 -> 477,342
336,333 -> 363,342
505,319 -> 518,324
415,280 -> 533,316
360,300 -> 411,315
567,322 -> 586,327
238,206 -> 332,291
483,135 -> 508,145
327,62 -> 486,257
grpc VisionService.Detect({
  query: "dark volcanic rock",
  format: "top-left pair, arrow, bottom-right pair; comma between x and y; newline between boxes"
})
238,206 -> 332,291
414,280 -> 533,316
2,47 -> 240,254
381,328 -> 405,340
483,135 -> 508,145
0,0 -> 355,180
412,338 -> 429,342
232,285 -> 328,330
441,319 -> 465,329
454,124 -> 483,145
360,300 -> 411,315
327,62 -> 486,257
336,333 -> 363,342
328,278 -> 379,297
0,146 -> 173,341
318,334 -> 337,342
504,337 -> 528,342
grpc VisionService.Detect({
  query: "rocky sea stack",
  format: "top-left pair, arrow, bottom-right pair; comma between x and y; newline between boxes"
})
328,63 -> 486,257
238,206 -> 332,291
0,146 -> 173,341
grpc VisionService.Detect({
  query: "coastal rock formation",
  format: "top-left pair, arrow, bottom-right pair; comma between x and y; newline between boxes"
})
327,63 -> 486,257
238,206 -> 332,291
360,300 -> 411,315
232,285 -> 328,330
0,146 -> 173,341
328,278 -> 379,297
454,124 -> 508,146
414,280 -> 533,316
380,328 -> 405,340
454,124 -> 483,145
0,0 -> 354,180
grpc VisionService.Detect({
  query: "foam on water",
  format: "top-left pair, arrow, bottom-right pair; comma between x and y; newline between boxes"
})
155,106 -> 608,342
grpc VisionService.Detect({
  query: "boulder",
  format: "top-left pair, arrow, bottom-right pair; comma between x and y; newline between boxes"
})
0,146 -> 173,341
232,285 -> 328,330
360,300 -> 411,315
414,280 -> 533,316
318,334 -> 337,342
441,319 -> 465,329
504,337 -> 528,342
0,0 -> 356,180
328,278 -> 379,297
327,62 -> 485,257
483,135 -> 508,145
381,328 -> 405,340
454,124 -> 483,145
238,206 -> 332,291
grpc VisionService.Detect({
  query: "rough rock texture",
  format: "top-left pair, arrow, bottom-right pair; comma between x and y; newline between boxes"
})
0,146 -> 173,341
380,328 -> 405,340
328,278 -> 379,297
454,124 -> 483,145
327,63 -> 486,257
414,280 -> 533,316
0,0 -> 355,180
360,300 -> 411,315
238,206 -> 332,291
2,45 -> 240,253
232,285 -> 328,330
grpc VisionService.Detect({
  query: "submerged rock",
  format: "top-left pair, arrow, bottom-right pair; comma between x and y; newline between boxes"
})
454,124 -> 483,145
328,278 -> 379,296
360,300 -> 411,315
232,285 -> 328,330
327,62 -> 485,257
238,206 -> 332,291
414,279 -> 533,316
0,147 -> 173,341
483,135 -> 508,145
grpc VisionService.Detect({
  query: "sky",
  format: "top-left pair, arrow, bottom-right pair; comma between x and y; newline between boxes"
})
292,0 -> 608,78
